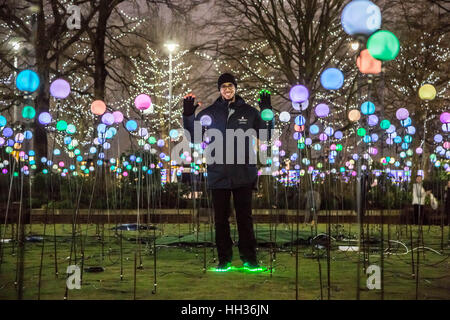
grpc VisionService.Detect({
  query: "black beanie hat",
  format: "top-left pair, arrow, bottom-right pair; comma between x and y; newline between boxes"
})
218,73 -> 237,91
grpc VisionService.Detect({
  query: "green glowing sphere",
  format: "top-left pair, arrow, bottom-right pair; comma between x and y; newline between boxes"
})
56,120 -> 68,131
357,128 -> 366,137
261,109 -> 274,121
367,30 -> 400,61
22,106 -> 36,119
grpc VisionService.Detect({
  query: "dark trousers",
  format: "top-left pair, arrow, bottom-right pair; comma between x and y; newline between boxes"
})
413,204 -> 423,225
211,187 -> 257,264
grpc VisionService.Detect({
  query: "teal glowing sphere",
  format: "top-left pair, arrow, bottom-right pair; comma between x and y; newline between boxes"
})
16,70 -> 40,92
367,30 -> 400,61
261,109 -> 274,121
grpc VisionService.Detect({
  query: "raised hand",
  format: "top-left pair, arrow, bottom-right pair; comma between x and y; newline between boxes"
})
183,93 -> 200,116
258,89 -> 272,111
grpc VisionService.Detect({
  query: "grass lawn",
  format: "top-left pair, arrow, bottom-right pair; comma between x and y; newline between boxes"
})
0,223 -> 449,300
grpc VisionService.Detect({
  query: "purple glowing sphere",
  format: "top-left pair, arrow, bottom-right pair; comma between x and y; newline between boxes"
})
289,85 -> 309,103
315,103 -> 330,118
101,112 -> 115,126
368,114 -> 379,126
395,108 -> 409,121
200,115 -> 212,126
50,79 -> 71,99
113,111 -> 124,123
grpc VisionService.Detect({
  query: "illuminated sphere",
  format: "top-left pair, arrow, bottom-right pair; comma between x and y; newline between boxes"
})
125,120 -> 137,132
101,113 -> 115,126
16,70 -> 40,92
56,120 -> 68,131
66,124 -> 76,135
440,112 -> 450,124
289,85 -> 309,103
261,109 -> 274,121
169,129 -> 179,139
200,115 -> 212,126
38,112 -> 52,125
112,111 -> 124,123
360,101 -> 375,115
279,111 -> 291,122
315,103 -> 329,118
91,100 -> 107,116
334,131 -> 343,139
418,84 -> 436,100
22,106 -> 36,119
368,114 -> 378,126
396,108 -> 409,120
380,119 -> 391,130
434,134 -> 443,143
295,115 -> 306,126
310,125 -> 319,135
324,127 -> 334,136
400,117 -> 411,127
0,115 -> 7,127
50,79 -> 71,99
134,94 -> 152,110
157,139 -> 165,148
341,0 -> 381,36
348,109 -> 361,122
320,68 -> 344,90
367,30 -> 400,61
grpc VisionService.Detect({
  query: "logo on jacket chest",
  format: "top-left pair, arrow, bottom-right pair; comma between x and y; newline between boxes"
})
237,116 -> 248,125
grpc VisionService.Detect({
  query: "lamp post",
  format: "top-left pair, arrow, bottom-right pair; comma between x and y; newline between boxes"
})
12,41 -> 20,123
164,42 -> 179,182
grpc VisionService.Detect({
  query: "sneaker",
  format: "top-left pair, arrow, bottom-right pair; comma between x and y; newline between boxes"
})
215,262 -> 232,272
243,262 -> 267,272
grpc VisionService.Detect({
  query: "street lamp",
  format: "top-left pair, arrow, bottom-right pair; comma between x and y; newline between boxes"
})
164,42 -> 179,133
11,41 -> 21,123
164,42 -> 179,182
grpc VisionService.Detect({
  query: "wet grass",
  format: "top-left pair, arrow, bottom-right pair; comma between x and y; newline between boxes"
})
0,223 -> 449,300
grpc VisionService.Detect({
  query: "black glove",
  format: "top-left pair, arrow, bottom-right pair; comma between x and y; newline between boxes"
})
258,89 -> 272,111
183,93 -> 199,116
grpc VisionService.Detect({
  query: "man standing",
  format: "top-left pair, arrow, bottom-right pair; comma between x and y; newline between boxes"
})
182,73 -> 272,271
412,175 -> 430,225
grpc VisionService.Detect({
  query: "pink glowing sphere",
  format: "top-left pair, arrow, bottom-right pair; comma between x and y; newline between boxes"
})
134,94 -> 152,111
440,112 -> 450,124
113,111 -> 124,123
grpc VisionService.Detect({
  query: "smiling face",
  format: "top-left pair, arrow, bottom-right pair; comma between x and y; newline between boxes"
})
220,82 -> 236,101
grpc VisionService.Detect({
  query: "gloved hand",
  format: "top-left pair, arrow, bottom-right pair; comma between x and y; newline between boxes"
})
258,89 -> 272,111
183,93 -> 200,116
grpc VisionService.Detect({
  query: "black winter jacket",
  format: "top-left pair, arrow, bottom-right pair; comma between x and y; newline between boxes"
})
183,95 -> 272,189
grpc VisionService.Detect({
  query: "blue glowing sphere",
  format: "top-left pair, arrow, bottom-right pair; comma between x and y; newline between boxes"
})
341,0 -> 381,36
97,123 -> 107,134
320,68 -> 344,90
334,131 -> 343,139
38,112 -> 52,125
3,127 -> 13,137
295,115 -> 306,126
126,120 -> 138,132
361,101 -> 375,115
310,125 -> 320,135
0,115 -> 6,127
16,70 -> 40,92
400,117 -> 412,127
